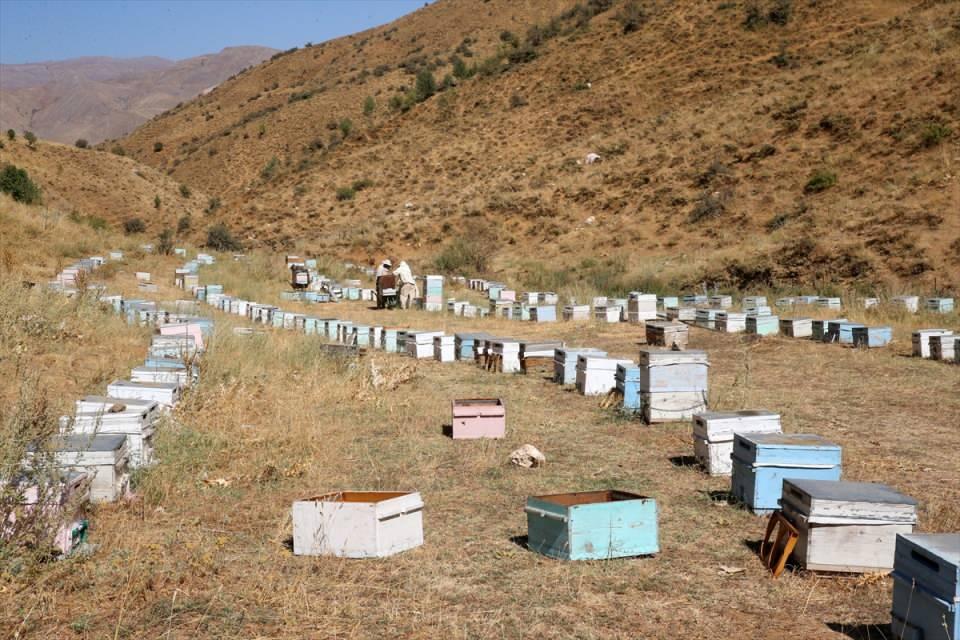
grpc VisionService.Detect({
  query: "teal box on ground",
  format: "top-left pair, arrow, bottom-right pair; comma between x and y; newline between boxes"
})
455,332 -> 492,360
731,433 -> 842,514
746,315 -> 780,336
616,364 -> 641,411
525,490 -> 659,561
826,321 -> 865,344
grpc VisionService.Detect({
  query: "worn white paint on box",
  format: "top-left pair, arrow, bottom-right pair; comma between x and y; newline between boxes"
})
781,479 -> 917,573
292,491 -> 424,558
48,433 -> 129,502
716,312 -> 746,333
912,329 -> 953,358
576,356 -> 633,396
433,335 -> 455,362
742,296 -> 767,307
106,380 -> 180,408
563,305 -> 590,321
780,318 -> 813,338
892,296 -> 919,313
406,331 -> 443,359
692,411 -> 782,476
492,339 -> 522,373
666,306 -> 696,322
627,293 -> 658,321
710,295 -> 733,309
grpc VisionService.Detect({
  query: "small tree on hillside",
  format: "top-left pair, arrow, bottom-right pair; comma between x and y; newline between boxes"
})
157,228 -> 174,255
363,95 -> 375,116
5,129 -> 14,141
339,118 -> 353,138
206,223 -> 242,251
153,141 -> 164,152
415,69 -> 436,102
124,217 -> 146,234
179,184 -> 191,198
75,139 -> 89,149
23,131 -> 37,148
177,214 -> 191,233
0,164 -> 42,204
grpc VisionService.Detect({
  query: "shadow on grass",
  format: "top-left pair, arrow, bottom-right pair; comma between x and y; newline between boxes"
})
824,622 -> 893,639
509,535 -> 529,550
669,455 -> 699,468
701,489 -> 733,503
281,536 -> 294,552
441,424 -> 453,438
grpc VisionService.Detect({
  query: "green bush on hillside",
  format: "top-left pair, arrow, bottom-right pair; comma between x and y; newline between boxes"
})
206,223 -> 242,251
0,164 -> 42,204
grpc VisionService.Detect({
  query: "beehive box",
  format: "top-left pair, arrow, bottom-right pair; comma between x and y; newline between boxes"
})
710,295 -> 733,309
930,335 -> 958,362
893,295 -> 920,313
743,305 -> 773,317
780,318 -> 813,338
406,331 -> 443,359
743,296 -> 767,307
434,335 -> 455,362
695,308 -> 721,329
594,305 -> 622,323
862,297 -> 879,309
381,328 -> 400,352
529,305 -> 557,322
646,321 -> 689,349
492,339 -> 522,373
451,398 -> 505,439
554,348 -> 607,385
926,297 -> 955,313
780,479 -> 917,573
576,356 -> 633,396
519,340 -> 563,372
891,533 -> 959,640
637,349 -> 709,423
562,305 -> 591,321
15,472 -> 90,555
817,297 -> 842,310
692,411 -> 782,476
658,296 -> 679,309
731,433 -> 842,514
852,326 -> 892,348
48,434 -> 129,503
683,295 -> 708,306
454,332 -> 492,360
369,326 -> 383,349
337,321 -> 354,343
71,405 -> 157,468
825,321 -> 865,344
666,306 -> 696,322
106,380 -> 180,408
525,490 -> 659,561
913,329 -> 954,358
292,491 -> 424,558
776,297 -> 796,309
812,318 -> 847,341
539,292 -> 559,305
616,364 -> 642,412
130,365 -> 191,387
716,312 -> 746,333
627,293 -> 658,322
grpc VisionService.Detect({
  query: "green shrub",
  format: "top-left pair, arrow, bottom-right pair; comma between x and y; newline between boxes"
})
336,186 -> 356,201
415,69 -> 436,101
154,195 -> 161,209
153,141 -> 163,152
177,214 -> 191,233
768,0 -> 792,25
804,169 -> 837,193
919,122 -> 952,148
0,164 -> 42,204
179,184 -> 191,198
157,228 -> 174,255
74,139 -> 88,149
451,55 -> 472,79
261,156 -> 279,180
23,131 -> 37,148
206,223 -> 242,251
616,2 -> 647,33
509,93 -> 528,108
351,178 -> 373,191
111,145 -> 126,156
123,217 -> 146,234
5,129 -> 14,141
433,237 -> 493,273
206,196 -> 222,214
363,96 -> 375,116
339,118 -> 353,138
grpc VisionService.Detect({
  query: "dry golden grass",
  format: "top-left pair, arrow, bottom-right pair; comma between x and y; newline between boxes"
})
3,247 -> 957,638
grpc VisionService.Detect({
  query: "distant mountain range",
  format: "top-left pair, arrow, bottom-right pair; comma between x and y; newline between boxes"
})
0,46 -> 277,144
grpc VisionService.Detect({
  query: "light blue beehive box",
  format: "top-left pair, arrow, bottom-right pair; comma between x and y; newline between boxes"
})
553,348 -> 607,385
206,285 -> 223,296
658,296 -> 679,309
731,433 -> 841,514
382,328 -> 400,352
338,321 -> 354,343
530,306 -> 557,322
280,291 -> 302,301
271,311 -> 286,329
305,259 -> 317,269
324,319 -> 340,340
455,332 -> 492,360
746,315 -> 780,336
926,297 -> 955,313
852,326 -> 892,348
891,533 -> 959,640
695,308 -> 721,329
351,324 -> 370,346
525,490 -> 659,561
683,295 -> 707,305
826,321 -> 865,344
616,364 -> 641,412
303,317 -> 321,335
812,318 -> 846,341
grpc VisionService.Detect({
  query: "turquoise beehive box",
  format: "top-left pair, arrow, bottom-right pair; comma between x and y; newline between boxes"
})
852,326 -> 892,348
746,315 -> 780,336
616,364 -> 641,412
525,490 -> 659,561
731,433 -> 841,514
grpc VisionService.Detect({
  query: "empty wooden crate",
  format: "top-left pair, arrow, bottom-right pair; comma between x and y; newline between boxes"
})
291,491 -> 424,558
451,398 -> 505,439
525,490 -> 659,560
780,479 -> 917,573
891,533 -> 959,640
692,411 -> 782,476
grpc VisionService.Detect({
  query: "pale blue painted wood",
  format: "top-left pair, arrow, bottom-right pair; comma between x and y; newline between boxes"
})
852,326 -> 892,347
637,350 -> 709,393
746,315 -> 780,336
731,458 -> 842,514
826,321 -> 865,344
525,492 -> 659,560
616,364 -> 642,411
659,296 -> 679,308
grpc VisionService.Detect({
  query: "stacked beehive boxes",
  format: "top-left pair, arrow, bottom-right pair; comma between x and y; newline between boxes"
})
616,364 -> 642,412
695,308 -> 721,330
433,335 -> 455,362
892,295 -> 920,313
926,297 -> 955,313
423,275 -> 444,312
637,349 -> 709,423
576,355 -> 633,396
627,292 -> 658,322
692,411 -> 782,476
554,348 -> 607,385
780,479 -> 917,572
929,334 -> 958,362
710,295 -> 733,309
47,434 -> 130,503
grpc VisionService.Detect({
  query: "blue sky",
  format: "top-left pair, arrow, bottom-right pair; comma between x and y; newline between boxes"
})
0,0 -> 428,64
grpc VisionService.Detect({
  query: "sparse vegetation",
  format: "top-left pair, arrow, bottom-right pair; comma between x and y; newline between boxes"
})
205,196 -> 222,215
509,93 -> 528,108
261,156 -> 279,181
336,186 -> 356,201
415,69 -> 437,102
339,118 -> 353,138
616,1 -> 647,33
433,237 -> 494,273
804,168 -> 838,193
154,195 -> 161,209
0,164 -> 42,204
74,139 -> 88,149
5,129 -> 14,141
688,189 -> 730,223
123,217 -> 146,234
363,95 -> 375,116
351,178 -> 373,191
156,227 -> 174,255
110,145 -> 126,156
919,122 -> 952,148
153,141 -> 163,152
206,222 -> 242,251
177,214 -> 191,233
23,131 -> 37,148
179,184 -> 191,198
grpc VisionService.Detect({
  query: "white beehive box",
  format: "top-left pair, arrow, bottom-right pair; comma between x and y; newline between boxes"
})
576,356 -> 633,396
716,312 -> 746,333
433,335 -> 455,362
70,402 -> 157,468
406,331 -> 443,359
710,295 -> 733,309
892,296 -> 919,313
780,318 -> 813,338
107,380 -> 181,408
292,491 -> 424,558
781,479 -> 917,573
627,293 -> 658,321
743,296 -> 767,307
563,305 -> 591,321
930,335 -> 958,362
692,410 -> 782,476
912,329 -> 954,358
130,366 -> 191,387
48,433 -> 130,503
492,339 -> 522,373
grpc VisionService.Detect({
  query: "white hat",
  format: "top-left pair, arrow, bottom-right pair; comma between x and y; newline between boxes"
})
383,259 -> 392,266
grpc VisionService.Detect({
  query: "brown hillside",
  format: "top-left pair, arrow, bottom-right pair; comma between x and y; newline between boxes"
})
0,136 -> 209,238
118,0 -> 959,291
0,47 -> 277,144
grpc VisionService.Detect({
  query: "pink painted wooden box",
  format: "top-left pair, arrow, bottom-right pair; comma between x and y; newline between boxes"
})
451,398 -> 506,439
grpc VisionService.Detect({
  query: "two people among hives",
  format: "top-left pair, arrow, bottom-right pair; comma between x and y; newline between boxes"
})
375,258 -> 418,309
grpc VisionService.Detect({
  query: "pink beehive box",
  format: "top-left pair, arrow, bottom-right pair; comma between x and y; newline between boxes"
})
451,398 -> 506,439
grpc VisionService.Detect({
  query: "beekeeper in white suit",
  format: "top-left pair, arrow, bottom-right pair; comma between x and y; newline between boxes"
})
393,260 -> 419,309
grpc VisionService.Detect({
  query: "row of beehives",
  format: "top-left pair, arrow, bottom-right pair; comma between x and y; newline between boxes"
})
198,275 -> 957,637
23,257 -> 213,556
